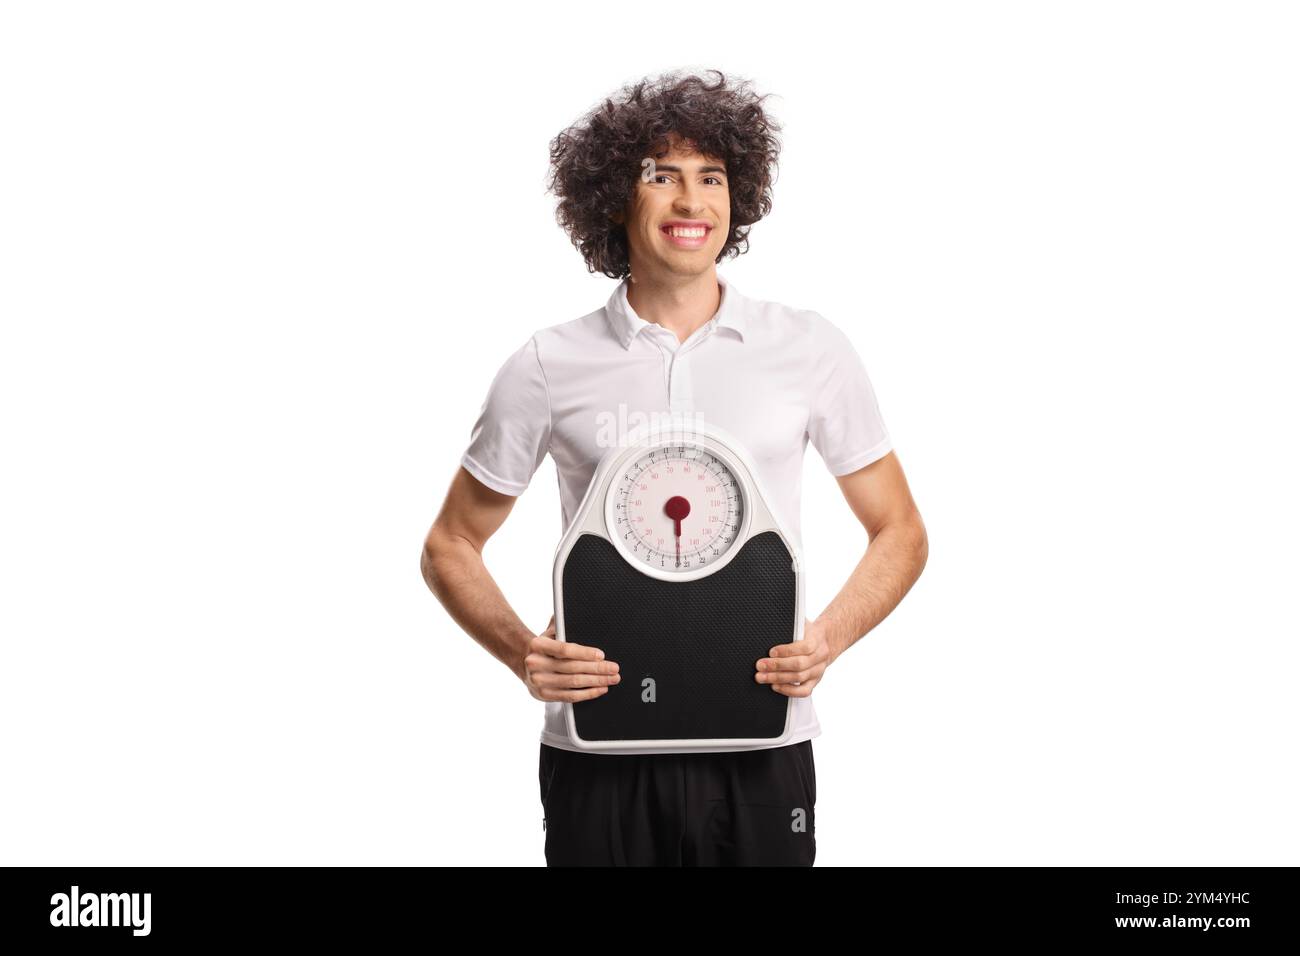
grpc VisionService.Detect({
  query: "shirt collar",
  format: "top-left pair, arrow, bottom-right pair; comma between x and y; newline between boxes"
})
605,273 -> 748,350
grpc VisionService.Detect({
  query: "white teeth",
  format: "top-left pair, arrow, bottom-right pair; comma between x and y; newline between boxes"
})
667,227 -> 706,238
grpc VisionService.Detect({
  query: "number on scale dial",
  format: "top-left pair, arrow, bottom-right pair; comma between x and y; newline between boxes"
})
610,444 -> 744,571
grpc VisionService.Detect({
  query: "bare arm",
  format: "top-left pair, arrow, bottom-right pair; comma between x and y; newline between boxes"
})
420,466 -> 536,682
420,466 -> 620,700
817,450 -> 928,664
754,449 -> 929,696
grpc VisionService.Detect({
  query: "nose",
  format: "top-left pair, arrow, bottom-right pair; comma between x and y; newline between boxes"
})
673,179 -> 706,215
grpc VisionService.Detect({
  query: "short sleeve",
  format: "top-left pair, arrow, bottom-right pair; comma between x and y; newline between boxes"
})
806,315 -> 893,476
459,335 -> 551,496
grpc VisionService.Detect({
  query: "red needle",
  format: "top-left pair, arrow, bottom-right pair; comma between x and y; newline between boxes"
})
664,495 -> 691,567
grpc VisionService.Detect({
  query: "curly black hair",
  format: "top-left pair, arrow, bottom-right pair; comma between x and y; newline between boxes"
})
547,69 -> 783,279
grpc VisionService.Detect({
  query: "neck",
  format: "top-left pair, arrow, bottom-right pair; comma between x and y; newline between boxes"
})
625,269 -> 722,345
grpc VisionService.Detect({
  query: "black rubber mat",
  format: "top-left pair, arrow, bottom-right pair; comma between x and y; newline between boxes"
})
559,530 -> 796,742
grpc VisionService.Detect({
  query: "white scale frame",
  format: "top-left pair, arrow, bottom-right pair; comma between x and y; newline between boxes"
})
551,418 -> 806,751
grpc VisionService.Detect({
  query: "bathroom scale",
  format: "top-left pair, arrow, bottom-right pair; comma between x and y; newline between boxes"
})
552,418 -> 804,751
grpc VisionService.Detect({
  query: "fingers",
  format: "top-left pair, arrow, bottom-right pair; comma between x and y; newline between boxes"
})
756,649 -> 821,695
758,637 -> 829,674
532,633 -> 607,662
527,665 -> 622,702
768,678 -> 817,698
532,668 -> 622,689
525,650 -> 619,679
539,684 -> 614,703
524,635 -> 621,703
544,656 -> 620,675
757,668 -> 813,685
766,671 -> 820,697
756,654 -> 815,678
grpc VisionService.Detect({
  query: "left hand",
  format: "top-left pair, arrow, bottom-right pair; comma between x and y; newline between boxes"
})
755,617 -> 836,697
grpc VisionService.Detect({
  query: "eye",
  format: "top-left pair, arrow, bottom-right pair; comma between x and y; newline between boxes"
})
652,174 -> 673,184
704,176 -> 725,186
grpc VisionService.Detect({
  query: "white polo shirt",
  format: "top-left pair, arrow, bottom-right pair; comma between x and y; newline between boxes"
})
460,272 -> 894,754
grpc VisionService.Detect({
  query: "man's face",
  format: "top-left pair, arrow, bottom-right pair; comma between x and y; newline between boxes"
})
619,134 -> 730,281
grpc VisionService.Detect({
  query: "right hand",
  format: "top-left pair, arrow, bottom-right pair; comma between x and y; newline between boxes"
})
522,614 -> 621,703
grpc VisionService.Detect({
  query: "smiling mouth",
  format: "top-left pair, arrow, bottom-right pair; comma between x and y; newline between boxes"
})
660,224 -> 712,247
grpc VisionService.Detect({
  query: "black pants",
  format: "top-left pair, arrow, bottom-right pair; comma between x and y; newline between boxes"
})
538,739 -> 816,866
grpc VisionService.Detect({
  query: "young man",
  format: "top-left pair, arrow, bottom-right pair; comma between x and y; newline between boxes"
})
421,70 -> 928,866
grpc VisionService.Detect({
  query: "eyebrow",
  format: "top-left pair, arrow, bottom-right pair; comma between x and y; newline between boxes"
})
651,164 -> 728,176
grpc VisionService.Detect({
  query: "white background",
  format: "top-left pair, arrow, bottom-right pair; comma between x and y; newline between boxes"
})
2,1 -> 1296,866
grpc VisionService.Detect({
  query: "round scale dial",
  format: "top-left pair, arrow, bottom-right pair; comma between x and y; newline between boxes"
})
608,442 -> 745,572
